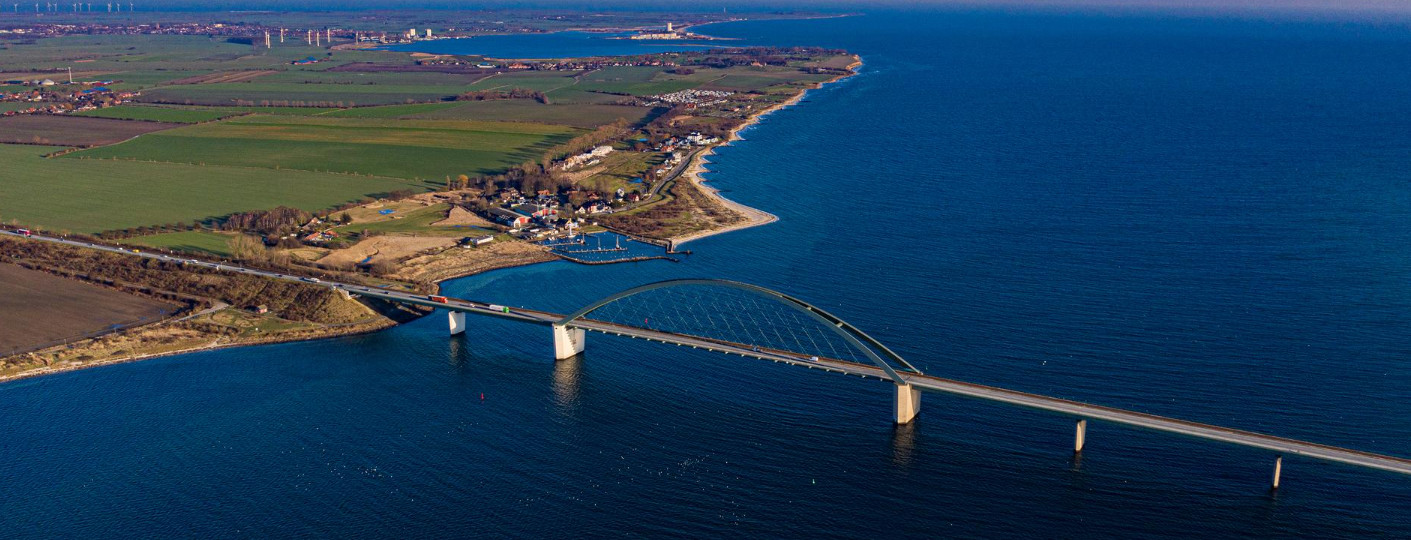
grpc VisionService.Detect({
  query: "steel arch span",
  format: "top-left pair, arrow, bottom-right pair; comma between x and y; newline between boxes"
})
558,279 -> 923,384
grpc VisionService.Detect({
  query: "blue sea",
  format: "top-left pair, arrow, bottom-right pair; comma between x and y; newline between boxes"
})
6,8 -> 1411,538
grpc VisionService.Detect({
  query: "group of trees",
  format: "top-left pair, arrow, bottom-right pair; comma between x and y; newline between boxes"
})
455,88 -> 548,104
677,46 -> 847,69
220,206 -> 312,237
150,99 -> 362,108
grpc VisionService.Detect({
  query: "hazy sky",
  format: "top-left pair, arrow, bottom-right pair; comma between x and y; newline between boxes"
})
96,0 -> 1411,19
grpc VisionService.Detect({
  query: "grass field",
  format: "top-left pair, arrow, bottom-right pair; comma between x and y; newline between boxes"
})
0,115 -> 181,146
119,230 -> 240,257
405,100 -> 658,127
0,144 -> 430,233
256,70 -> 489,86
74,104 -> 243,123
334,203 -> 493,237
138,80 -> 478,106
0,263 -> 179,354
464,71 -> 581,93
319,102 -> 462,118
573,66 -> 712,96
72,115 -> 580,180
577,150 -> 662,195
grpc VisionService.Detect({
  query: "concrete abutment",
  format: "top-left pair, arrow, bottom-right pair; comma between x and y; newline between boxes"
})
894,384 -> 921,424
553,324 -> 585,360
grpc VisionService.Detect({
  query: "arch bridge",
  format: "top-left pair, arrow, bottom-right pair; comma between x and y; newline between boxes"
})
358,277 -> 1411,488
10,230 -> 1408,490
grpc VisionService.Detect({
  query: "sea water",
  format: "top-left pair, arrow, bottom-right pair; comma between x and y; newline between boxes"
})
4,8 -> 1411,537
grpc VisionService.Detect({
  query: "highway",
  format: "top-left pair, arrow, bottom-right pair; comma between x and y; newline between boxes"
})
5,229 -> 1411,478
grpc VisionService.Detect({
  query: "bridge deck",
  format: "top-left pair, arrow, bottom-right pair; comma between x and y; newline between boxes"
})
6,229 -> 1410,478
168,275 -> 1411,477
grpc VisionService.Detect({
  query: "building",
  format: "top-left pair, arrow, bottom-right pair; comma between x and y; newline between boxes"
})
488,207 -> 531,228
461,235 -> 495,247
512,203 -> 557,219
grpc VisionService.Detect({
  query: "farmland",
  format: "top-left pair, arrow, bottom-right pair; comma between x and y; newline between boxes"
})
0,26 -> 856,245
119,230 -> 241,257
404,101 -> 658,128
74,104 -> 244,123
0,144 -> 430,233
0,115 -> 181,146
0,263 -> 179,356
71,115 -> 580,180
464,71 -> 582,93
317,102 -> 463,118
138,81 -> 478,107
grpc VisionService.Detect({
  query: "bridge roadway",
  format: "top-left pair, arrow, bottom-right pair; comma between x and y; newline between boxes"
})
5,229 -> 1411,478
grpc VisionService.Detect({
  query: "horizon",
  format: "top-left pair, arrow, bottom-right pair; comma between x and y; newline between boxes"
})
7,1 -> 1411,27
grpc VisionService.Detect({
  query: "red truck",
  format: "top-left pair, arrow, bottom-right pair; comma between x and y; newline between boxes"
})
428,295 -> 449,304
16,229 -> 31,237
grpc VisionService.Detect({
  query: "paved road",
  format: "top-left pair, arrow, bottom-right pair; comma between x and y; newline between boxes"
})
5,229 -> 1411,478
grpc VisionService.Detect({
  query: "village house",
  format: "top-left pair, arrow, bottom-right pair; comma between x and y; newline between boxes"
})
512,203 -> 558,219
488,207 -> 531,228
460,235 -> 494,247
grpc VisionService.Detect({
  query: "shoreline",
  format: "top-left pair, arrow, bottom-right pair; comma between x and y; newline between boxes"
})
0,318 -> 394,385
0,57 -> 864,385
670,55 -> 862,247
0,246 -> 559,385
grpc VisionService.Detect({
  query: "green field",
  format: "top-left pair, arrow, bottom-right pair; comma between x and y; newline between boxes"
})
577,150 -> 662,195
319,102 -> 462,118
464,71 -> 581,93
71,115 -> 579,180
0,144 -> 429,233
256,70 -> 487,86
405,100 -> 658,127
74,104 -> 242,123
139,81 -> 476,106
120,230 -> 240,256
334,203 -> 494,237
574,66 -> 714,96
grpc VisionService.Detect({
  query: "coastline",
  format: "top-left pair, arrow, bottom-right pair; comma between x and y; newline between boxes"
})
0,245 -> 559,385
0,57 -> 863,385
669,55 -> 862,247
0,318 -> 395,385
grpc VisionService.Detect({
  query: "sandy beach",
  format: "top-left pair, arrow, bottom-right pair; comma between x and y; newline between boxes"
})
670,56 -> 862,246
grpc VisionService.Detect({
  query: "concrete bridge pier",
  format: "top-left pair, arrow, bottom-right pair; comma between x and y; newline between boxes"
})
1272,456 -> 1283,490
448,311 -> 466,335
894,384 -> 921,424
1075,419 -> 1088,453
553,324 -> 585,360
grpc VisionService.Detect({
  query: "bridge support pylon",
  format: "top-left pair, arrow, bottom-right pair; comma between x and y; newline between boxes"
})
448,311 -> 466,335
894,384 -> 920,424
1075,419 -> 1088,453
1272,456 -> 1283,490
553,323 -> 585,360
